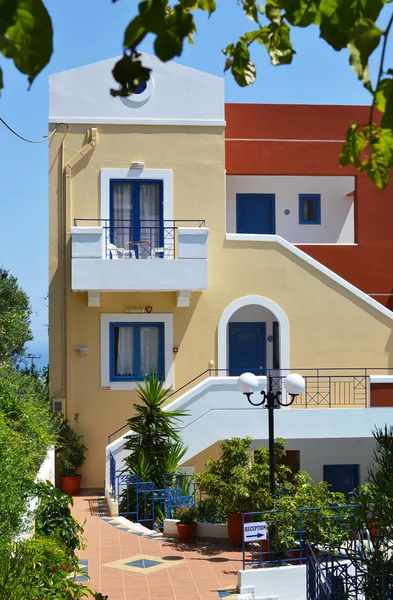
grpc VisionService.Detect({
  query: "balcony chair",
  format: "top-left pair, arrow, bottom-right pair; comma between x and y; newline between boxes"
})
107,243 -> 136,260
149,247 -> 165,259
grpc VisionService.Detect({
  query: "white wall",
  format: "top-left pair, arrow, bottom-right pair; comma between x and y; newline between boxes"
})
238,564 -> 306,600
228,305 -> 276,370
251,438 -> 375,484
21,446 -> 55,540
226,176 -> 355,243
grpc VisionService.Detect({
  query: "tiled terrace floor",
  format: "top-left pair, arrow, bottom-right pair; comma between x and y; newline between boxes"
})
72,493 -> 241,600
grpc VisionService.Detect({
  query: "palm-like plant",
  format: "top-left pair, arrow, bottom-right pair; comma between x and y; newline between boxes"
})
123,375 -> 189,486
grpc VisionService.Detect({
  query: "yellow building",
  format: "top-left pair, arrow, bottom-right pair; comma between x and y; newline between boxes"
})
49,55 -> 393,497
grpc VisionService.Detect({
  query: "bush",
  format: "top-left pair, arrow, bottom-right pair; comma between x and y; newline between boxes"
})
56,414 -> 87,476
34,482 -> 85,555
175,506 -> 197,524
0,367 -> 55,470
0,538 -> 91,600
0,413 -> 37,541
195,437 -> 291,514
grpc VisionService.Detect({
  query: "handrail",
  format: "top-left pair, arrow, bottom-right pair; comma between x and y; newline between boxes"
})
73,218 -> 206,227
107,366 -> 393,444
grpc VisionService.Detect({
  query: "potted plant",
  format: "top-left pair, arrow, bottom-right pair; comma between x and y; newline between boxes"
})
175,506 -> 197,542
196,438 -> 290,546
56,414 -> 87,495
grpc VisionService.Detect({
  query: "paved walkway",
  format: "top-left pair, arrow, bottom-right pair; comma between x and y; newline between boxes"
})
73,493 -> 241,600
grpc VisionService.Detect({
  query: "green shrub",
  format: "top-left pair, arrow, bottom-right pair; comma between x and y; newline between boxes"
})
195,437 -> 291,514
0,538 -> 91,600
0,413 -> 36,541
0,367 -> 55,470
175,506 -> 197,524
34,482 -> 85,555
56,414 -> 87,476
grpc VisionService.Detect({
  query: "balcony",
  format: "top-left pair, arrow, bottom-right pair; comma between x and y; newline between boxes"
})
71,219 -> 208,306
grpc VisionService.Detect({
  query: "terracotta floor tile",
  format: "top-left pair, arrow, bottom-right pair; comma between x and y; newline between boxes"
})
71,493 -> 239,600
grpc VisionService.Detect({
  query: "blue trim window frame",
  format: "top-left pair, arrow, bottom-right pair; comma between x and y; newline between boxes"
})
109,179 -> 164,257
299,194 -> 321,225
109,322 -> 165,382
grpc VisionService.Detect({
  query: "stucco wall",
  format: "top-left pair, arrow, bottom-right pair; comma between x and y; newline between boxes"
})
226,175 -> 355,243
50,123 -> 393,488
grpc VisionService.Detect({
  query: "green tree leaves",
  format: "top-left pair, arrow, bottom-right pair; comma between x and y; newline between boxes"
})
340,122 -> 393,189
0,269 -> 32,363
0,0 -> 52,89
348,19 -> 382,82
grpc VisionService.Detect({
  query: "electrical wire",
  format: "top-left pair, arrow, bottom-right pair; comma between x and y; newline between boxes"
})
0,117 -> 68,143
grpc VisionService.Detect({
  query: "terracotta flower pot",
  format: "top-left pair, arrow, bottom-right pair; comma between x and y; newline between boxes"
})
177,522 -> 197,542
368,522 -> 379,537
289,546 -> 304,564
227,513 -> 244,545
227,513 -> 258,546
59,474 -> 82,496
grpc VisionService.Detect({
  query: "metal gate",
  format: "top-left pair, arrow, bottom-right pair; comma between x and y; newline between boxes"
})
115,472 -> 196,529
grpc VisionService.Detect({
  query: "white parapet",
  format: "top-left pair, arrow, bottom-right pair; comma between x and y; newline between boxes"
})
238,564 -> 306,600
178,227 -> 209,259
71,227 -> 103,259
71,226 -> 209,293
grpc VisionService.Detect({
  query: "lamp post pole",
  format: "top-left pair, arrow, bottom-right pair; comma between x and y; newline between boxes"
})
238,372 -> 305,498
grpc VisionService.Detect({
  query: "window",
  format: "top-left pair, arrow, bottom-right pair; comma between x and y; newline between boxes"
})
109,322 -> 164,382
110,180 -> 163,258
299,194 -> 321,224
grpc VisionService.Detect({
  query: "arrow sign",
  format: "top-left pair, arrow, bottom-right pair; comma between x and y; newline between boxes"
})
243,521 -> 267,542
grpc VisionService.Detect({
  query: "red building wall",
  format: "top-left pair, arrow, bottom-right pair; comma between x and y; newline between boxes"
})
225,104 -> 393,307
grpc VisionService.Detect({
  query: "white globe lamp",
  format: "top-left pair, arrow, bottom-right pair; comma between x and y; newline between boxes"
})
284,373 -> 305,396
237,372 -> 259,395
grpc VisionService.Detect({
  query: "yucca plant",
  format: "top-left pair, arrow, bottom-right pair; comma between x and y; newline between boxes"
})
123,375 -> 189,486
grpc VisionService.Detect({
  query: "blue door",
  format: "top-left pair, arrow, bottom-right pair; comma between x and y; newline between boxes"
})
229,322 -> 266,376
236,194 -> 276,234
323,464 -> 360,497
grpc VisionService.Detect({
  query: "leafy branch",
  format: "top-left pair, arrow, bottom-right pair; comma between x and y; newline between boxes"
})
1,0 -> 393,188
111,0 -> 393,189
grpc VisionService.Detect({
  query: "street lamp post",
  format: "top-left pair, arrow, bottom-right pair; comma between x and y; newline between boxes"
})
237,372 -> 305,497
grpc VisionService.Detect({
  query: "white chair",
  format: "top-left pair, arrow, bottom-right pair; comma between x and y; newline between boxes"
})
107,243 -> 135,260
149,247 -> 165,259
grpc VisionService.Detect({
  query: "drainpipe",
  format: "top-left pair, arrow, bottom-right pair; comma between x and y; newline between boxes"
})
61,128 -> 98,416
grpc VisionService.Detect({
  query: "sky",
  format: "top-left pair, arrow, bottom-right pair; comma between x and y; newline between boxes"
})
0,0 -> 391,368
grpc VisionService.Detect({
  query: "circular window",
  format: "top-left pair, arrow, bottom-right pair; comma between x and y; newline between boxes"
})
134,80 -> 147,95
121,77 -> 154,106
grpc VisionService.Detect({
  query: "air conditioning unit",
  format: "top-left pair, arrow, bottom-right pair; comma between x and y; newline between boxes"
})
52,398 -> 65,415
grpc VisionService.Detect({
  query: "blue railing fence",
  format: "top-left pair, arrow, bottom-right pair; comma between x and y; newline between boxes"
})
242,505 -> 358,570
106,367 -> 388,444
109,451 -> 116,498
113,471 -> 197,529
73,219 -> 205,261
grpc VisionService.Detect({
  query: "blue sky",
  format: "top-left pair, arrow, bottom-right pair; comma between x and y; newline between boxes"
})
0,0 -> 390,367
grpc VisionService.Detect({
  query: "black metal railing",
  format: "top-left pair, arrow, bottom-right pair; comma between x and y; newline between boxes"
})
73,218 -> 205,260
106,367 -> 387,444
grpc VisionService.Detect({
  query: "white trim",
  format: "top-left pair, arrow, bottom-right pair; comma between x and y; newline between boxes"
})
294,243 -> 358,246
370,376 -> 393,384
100,313 -> 174,391
100,168 -> 173,224
226,234 -> 393,321
49,117 -> 226,126
217,296 -> 290,371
